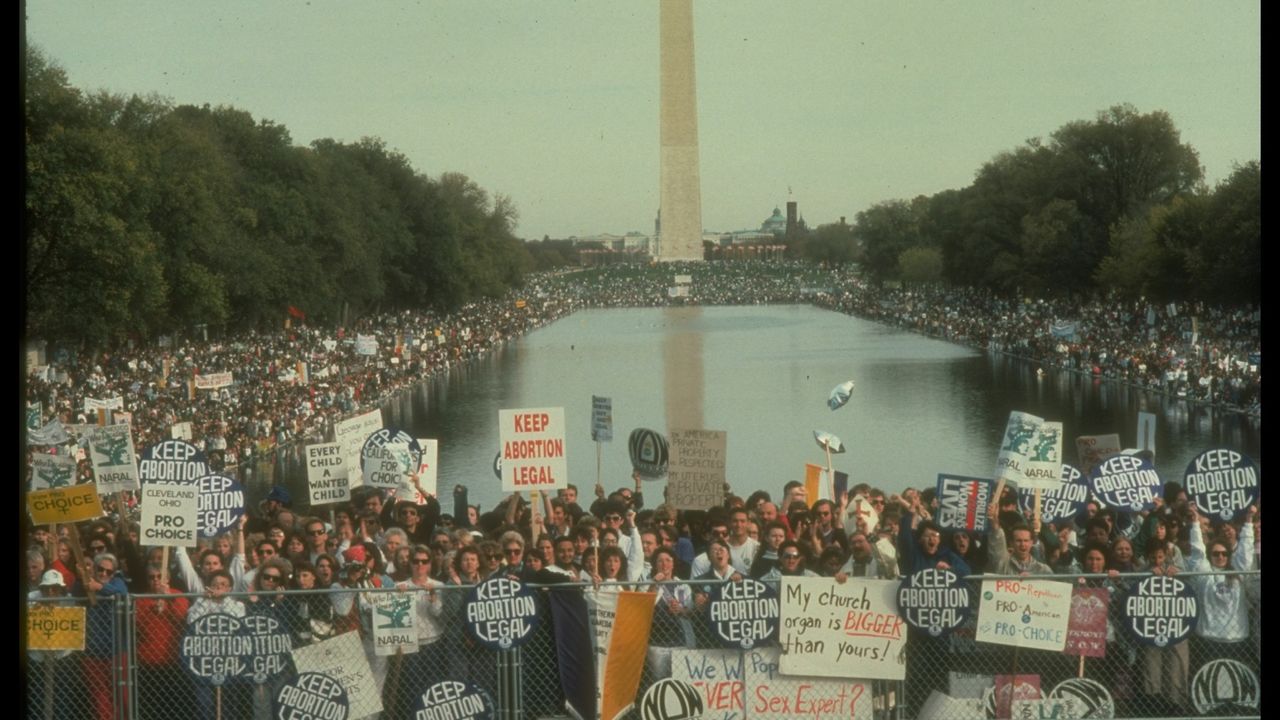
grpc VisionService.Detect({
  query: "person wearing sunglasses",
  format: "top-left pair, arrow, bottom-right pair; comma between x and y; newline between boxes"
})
389,545 -> 446,716
1186,504 -> 1258,674
74,552 -> 129,720
689,519 -> 732,578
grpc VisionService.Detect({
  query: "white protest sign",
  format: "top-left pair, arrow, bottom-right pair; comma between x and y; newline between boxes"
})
667,429 -> 727,511
194,372 -> 234,390
30,454 -> 77,491
371,593 -> 416,657
171,421 -> 194,441
355,335 -> 378,356
976,579 -> 1072,651
499,407 -> 568,491
306,443 -> 351,505
779,577 -> 906,680
670,649 -> 744,720
140,482 -> 199,547
995,411 -> 1043,485
89,423 -> 140,493
745,647 -> 873,720
1075,433 -> 1121,476
1021,421 -> 1064,491
591,395 -> 613,443
292,631 -> 382,719
334,410 -> 382,489
83,396 -> 124,414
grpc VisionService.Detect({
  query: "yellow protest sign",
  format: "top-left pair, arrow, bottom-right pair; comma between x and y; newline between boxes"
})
27,605 -> 86,651
27,484 -> 105,525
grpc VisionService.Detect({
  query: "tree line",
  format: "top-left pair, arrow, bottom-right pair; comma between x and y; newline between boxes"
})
795,105 -> 1258,304
26,48 -> 534,347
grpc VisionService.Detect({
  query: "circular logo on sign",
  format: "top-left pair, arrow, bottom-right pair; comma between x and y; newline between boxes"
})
709,578 -> 779,649
492,452 -> 502,480
181,612 -> 245,686
898,568 -> 970,637
1121,575 -> 1197,647
640,678 -> 705,720
1089,455 -> 1161,512
1050,677 -> 1115,719
1184,449 -> 1260,522
629,428 -> 669,478
415,680 -> 493,720
196,473 -> 246,539
140,439 -> 209,484
359,428 -> 422,470
1190,659 -> 1260,714
275,672 -> 349,720
464,577 -> 540,650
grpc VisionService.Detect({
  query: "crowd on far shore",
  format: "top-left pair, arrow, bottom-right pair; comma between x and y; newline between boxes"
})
25,260 -> 1260,480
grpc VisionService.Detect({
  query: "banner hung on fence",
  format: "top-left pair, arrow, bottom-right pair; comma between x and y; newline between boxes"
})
897,568 -> 970,637
371,593 -> 416,657
1121,575 -> 1197,647
778,577 -> 906,680
710,578 -> 779,649
745,647 -> 874,720
975,579 -> 1072,651
1064,587 -> 1108,658
671,649 -> 743,720
275,673 -> 349,720
292,631 -> 382,719
589,589 -> 656,720
414,681 -> 492,720
27,604 -> 86,651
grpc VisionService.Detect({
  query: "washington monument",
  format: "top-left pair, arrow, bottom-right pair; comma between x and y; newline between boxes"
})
657,0 -> 704,261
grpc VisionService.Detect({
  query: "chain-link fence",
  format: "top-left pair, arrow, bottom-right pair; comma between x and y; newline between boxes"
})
26,572 -> 1261,719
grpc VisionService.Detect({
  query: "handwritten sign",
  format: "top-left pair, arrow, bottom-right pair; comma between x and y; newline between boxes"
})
745,647 -> 872,720
975,580 -> 1072,651
292,632 -> 382,719
1064,587 -> 1108,658
27,604 -> 86,651
779,577 -> 906,680
465,577 -> 539,650
196,474 -> 244,538
1075,434 -> 1121,476
1019,465 -> 1087,524
897,569 -> 970,637
409,438 -> 439,499
498,407 -> 568,491
935,474 -> 993,532
671,649 -> 744,720
1089,454 -> 1160,512
334,410 -> 382,488
995,411 -> 1043,486
414,681 -> 493,720
89,423 -> 140,493
275,672 -> 349,720
667,429 -> 727,511
1121,575 -> 1197,647
591,395 -> 613,443
709,578 -> 779,649
306,443 -> 350,505
140,482 -> 199,547
28,484 -> 104,524
1184,448 -> 1260,522
139,440 -> 209,484
372,593 -> 416,657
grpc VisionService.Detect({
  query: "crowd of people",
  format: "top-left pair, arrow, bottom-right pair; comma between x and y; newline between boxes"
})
26,465 -> 1261,719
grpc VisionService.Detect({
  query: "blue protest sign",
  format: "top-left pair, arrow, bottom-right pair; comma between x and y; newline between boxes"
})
181,613 -> 248,685
1019,464 -> 1089,524
1184,449 -> 1260,522
709,578 -> 779,649
1121,575 -> 1197,648
1089,455 -> 1160,512
140,439 -> 209,484
275,672 -> 349,720
898,568 -> 971,637
414,681 -> 493,720
465,577 -> 540,650
196,473 -> 245,538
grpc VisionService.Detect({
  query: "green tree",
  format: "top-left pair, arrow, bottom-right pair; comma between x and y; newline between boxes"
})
898,246 -> 943,285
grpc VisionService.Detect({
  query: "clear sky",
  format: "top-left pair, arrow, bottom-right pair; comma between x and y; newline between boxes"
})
25,1 -> 1259,241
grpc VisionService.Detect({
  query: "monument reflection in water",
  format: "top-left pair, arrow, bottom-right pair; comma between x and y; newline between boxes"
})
263,305 -> 1260,513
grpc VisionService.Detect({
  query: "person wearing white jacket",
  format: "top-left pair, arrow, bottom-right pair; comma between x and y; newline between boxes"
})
1185,505 -> 1258,669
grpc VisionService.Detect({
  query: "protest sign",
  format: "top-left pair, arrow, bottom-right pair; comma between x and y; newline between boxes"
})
171,421 -> 193,441
935,474 -> 994,533
1184,448 -> 1260,521
412,438 -> 439,498
995,411 -> 1043,485
1121,575 -> 1197,647
30,454 -> 76,491
1064,587 -> 1108,658
196,474 -> 244,538
918,691 -> 985,720
307,442 -> 351,505
28,484 -> 104,525
240,614 -> 293,683
83,396 -> 124,414
709,578 -> 779,649
1010,698 -> 1077,720
465,577 -> 539,649
194,372 -> 233,390
89,423 -> 140,493
276,673 -> 349,720
897,568 -> 971,637
1049,678 -> 1114,719
1021,421 -> 1064,491
371,593 -> 416,657
976,579 -> 1072,651
1019,465 -> 1088,524
292,632 -> 382,720
27,605 -> 86,651
628,428 -> 669,478
140,482 -> 199,547
1190,660 -> 1260,715
414,681 -> 493,720
360,429 -> 421,490
670,649 -> 744,720
994,675 -> 1042,720
591,395 -> 613,443
1089,454 -> 1160,512
334,410 -> 382,487
667,428 -> 727,510
1075,434 -> 1121,476
27,419 -> 72,446
639,679 -> 703,720
779,577 -> 906,680
26,402 -> 41,430
499,407 -> 568,491
355,334 -> 378,356
745,647 -> 873,720
139,439 -> 209,484
182,613 -> 248,685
